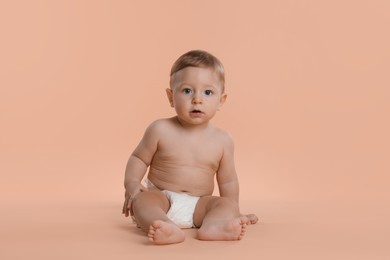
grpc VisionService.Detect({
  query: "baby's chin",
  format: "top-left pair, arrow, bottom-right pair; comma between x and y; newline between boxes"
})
176,116 -> 211,127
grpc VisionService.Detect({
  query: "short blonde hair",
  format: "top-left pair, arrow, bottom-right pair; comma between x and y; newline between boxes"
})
170,50 -> 225,91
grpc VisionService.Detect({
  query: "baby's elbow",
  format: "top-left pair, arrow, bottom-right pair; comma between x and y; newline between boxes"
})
130,152 -> 149,167
218,176 -> 239,186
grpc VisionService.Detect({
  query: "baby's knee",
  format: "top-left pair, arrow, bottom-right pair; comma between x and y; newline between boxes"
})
130,193 -> 143,212
132,190 -> 169,211
131,191 -> 153,206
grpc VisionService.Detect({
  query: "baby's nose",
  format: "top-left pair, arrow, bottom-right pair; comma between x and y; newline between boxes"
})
191,92 -> 203,104
192,95 -> 202,104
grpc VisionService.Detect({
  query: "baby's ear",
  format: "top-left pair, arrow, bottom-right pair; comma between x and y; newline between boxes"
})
166,88 -> 174,107
219,93 -> 227,108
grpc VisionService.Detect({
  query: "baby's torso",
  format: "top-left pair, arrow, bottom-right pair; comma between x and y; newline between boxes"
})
148,119 -> 225,196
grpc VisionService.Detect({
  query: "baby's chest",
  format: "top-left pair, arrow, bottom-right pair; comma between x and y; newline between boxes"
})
157,139 -> 223,168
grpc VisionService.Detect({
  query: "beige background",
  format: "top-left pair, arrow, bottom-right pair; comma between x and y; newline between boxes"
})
1,0 -> 389,259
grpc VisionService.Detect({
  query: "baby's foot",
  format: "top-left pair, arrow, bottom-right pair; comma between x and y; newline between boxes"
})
148,220 -> 185,245
198,216 -> 249,241
243,213 -> 259,224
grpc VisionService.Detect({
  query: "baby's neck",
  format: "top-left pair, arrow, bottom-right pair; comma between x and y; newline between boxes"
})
175,116 -> 211,131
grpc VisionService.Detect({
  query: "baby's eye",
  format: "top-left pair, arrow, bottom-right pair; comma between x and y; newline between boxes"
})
183,88 -> 192,94
204,90 -> 213,96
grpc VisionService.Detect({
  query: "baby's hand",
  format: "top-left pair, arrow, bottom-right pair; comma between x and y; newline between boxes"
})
122,183 -> 148,217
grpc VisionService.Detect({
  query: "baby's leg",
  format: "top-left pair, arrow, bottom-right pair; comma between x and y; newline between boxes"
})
193,196 -> 249,241
132,190 -> 185,244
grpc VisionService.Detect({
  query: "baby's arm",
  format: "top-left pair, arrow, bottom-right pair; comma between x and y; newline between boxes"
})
216,133 -> 259,224
216,134 -> 239,203
122,121 -> 160,217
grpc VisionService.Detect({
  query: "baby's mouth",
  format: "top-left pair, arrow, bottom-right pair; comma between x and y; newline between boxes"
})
190,109 -> 204,115
191,109 -> 203,113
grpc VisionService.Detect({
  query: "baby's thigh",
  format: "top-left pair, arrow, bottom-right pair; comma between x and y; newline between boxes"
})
132,189 -> 170,213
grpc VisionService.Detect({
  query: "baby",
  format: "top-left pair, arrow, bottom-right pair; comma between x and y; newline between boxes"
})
122,50 -> 258,244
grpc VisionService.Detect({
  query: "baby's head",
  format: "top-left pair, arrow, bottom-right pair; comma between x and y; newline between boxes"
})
167,50 -> 227,126
170,50 -> 225,93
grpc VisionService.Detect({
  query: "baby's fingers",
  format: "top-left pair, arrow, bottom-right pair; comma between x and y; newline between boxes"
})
127,198 -> 134,216
122,198 -> 130,217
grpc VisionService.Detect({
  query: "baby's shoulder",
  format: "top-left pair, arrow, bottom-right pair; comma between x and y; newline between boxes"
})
211,126 -> 235,145
145,118 -> 176,135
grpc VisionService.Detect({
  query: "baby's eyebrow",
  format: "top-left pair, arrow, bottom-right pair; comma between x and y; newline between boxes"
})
172,83 -> 189,90
203,85 -> 222,92
177,82 -> 192,88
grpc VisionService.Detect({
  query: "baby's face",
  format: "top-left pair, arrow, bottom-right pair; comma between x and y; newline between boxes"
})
167,67 -> 226,127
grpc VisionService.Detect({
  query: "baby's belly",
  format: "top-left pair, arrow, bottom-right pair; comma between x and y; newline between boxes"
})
147,167 -> 215,197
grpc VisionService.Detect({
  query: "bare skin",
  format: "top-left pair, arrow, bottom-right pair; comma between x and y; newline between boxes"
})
123,67 -> 258,244
148,220 -> 185,245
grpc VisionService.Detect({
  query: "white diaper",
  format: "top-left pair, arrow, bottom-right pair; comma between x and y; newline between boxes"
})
146,179 -> 200,228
